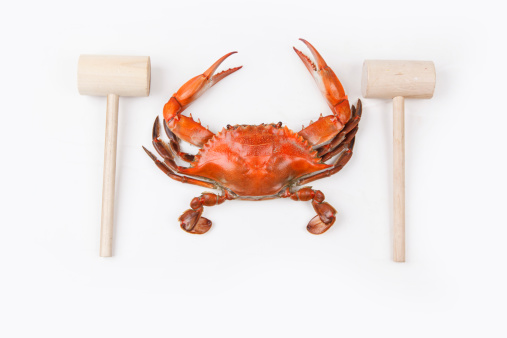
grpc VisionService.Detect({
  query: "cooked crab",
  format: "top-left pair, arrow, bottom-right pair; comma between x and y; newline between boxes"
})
143,39 -> 362,234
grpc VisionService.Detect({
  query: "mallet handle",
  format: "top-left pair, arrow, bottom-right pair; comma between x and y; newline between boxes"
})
100,94 -> 119,257
393,96 -> 405,262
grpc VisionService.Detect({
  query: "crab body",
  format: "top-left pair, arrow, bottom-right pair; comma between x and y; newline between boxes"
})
144,39 -> 362,235
185,124 -> 329,197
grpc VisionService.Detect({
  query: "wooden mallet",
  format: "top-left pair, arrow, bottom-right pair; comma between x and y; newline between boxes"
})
361,60 -> 435,262
78,55 -> 151,257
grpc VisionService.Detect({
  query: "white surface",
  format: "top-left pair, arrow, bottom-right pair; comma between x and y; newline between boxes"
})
1,1 -> 506,337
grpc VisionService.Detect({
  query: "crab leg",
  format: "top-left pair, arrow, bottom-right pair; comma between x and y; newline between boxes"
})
297,134 -> 356,186
162,119 -> 195,163
163,52 -> 242,147
317,100 -> 362,161
294,39 -> 352,147
285,187 -> 337,234
151,117 -> 196,164
150,117 -> 181,172
142,146 -> 216,189
319,129 -> 357,162
179,191 -> 236,234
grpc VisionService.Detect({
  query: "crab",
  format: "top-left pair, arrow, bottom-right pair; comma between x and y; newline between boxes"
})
143,39 -> 362,235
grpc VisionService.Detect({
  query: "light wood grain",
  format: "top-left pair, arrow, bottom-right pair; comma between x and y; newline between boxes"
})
100,94 -> 119,257
361,60 -> 435,99
78,54 -> 151,257
78,55 -> 151,97
393,96 -> 405,262
361,59 -> 436,262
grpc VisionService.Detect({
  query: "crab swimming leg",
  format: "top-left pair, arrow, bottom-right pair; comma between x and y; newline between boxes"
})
179,191 -> 236,234
294,39 -> 352,147
163,52 -> 242,147
285,187 -> 337,234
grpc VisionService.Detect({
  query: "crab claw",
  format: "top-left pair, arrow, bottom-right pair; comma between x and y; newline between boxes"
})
294,39 -> 351,125
163,52 -> 242,122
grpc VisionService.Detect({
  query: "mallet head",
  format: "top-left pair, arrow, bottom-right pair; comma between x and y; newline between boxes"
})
361,60 -> 435,99
78,55 -> 151,97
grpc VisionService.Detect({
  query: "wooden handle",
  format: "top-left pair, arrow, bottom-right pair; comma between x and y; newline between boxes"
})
393,96 -> 405,262
100,94 -> 119,257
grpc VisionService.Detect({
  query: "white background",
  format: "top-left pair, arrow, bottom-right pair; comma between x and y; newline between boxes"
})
1,0 -> 506,337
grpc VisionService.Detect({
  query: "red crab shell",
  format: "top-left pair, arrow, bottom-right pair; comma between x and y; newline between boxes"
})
143,39 -> 363,235
182,124 -> 330,196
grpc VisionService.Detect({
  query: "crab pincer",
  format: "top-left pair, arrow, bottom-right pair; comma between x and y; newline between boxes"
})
163,52 -> 242,147
294,39 -> 352,146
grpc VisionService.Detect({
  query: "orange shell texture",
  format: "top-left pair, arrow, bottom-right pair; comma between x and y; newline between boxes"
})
181,125 -> 331,196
